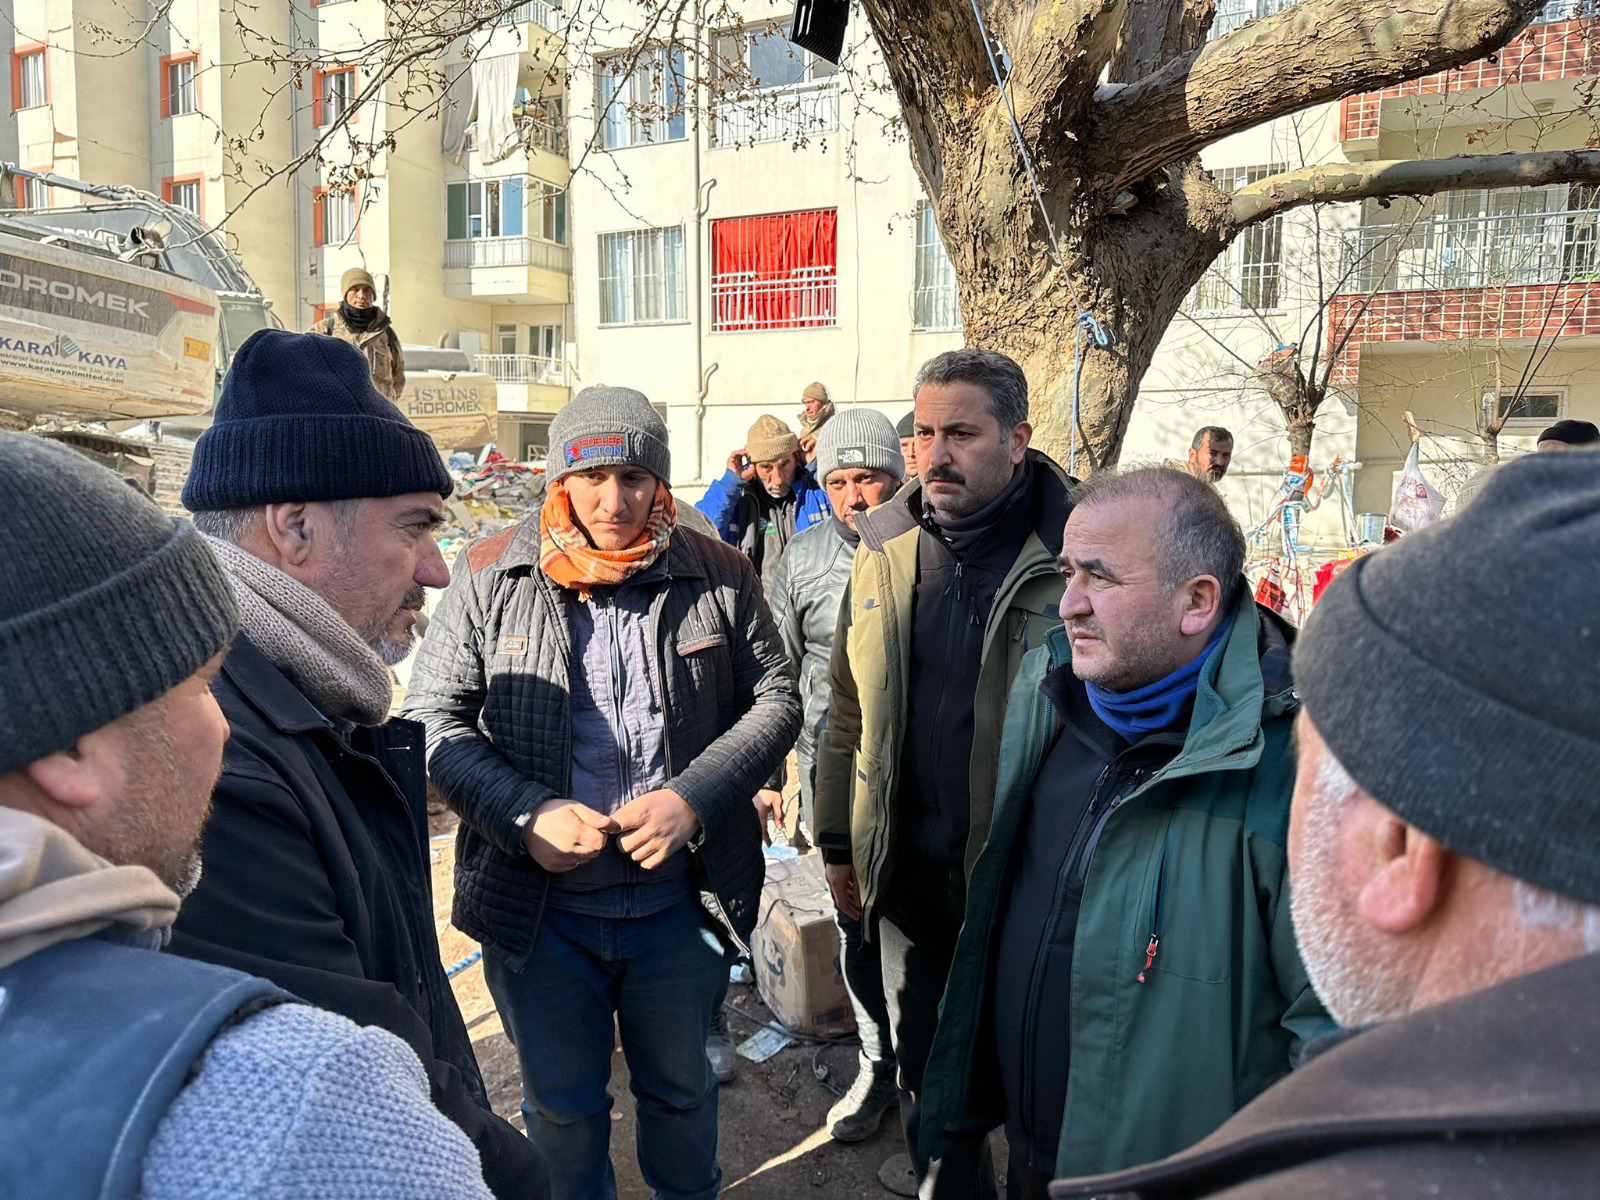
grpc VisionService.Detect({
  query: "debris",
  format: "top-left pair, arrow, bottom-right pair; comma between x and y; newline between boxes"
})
736,1026 -> 794,1062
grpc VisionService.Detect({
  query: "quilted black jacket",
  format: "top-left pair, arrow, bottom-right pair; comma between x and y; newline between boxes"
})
401,520 -> 800,963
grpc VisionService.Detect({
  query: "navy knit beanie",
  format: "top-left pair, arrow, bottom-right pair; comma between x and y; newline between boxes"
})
1297,451 -> 1600,905
182,329 -> 452,510
0,433 -> 238,776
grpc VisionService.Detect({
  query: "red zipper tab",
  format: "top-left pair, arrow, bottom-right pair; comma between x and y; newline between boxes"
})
1137,936 -> 1160,984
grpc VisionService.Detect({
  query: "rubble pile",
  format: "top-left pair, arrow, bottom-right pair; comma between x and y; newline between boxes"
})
437,456 -> 546,559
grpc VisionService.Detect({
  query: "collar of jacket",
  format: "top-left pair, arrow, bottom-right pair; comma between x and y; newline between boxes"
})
1042,588 -> 1299,783
220,632 -> 355,736
1053,950 -> 1600,1199
497,514 -> 711,582
855,446 -> 1071,556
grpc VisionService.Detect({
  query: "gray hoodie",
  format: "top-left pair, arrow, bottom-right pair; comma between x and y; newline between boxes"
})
0,808 -> 496,1200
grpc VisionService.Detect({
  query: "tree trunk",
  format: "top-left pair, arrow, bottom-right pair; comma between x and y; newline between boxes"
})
1480,432 -> 1502,464
1287,418 -> 1315,460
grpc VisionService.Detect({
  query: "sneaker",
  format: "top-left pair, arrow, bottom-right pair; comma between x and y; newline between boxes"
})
706,1009 -> 738,1084
827,1058 -> 898,1143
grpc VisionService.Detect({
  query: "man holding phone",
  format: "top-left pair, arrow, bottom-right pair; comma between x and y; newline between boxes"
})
696,415 -> 829,586
404,386 -> 799,1200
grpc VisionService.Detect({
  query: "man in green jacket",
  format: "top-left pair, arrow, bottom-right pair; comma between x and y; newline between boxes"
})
815,348 -> 1071,1197
918,466 -> 1328,1197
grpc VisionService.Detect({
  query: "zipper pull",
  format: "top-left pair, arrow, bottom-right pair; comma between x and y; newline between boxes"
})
1137,936 -> 1160,984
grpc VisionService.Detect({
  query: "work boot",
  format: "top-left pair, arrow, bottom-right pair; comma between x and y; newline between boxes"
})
828,1057 -> 898,1142
706,1009 -> 738,1084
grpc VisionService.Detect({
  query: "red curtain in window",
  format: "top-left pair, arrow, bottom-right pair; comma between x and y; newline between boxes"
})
712,209 -> 837,330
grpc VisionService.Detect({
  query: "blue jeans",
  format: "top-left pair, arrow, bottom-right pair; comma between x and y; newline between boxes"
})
485,898 -> 728,1200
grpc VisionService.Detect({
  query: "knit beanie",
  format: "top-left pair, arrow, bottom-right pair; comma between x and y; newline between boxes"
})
182,329 -> 452,511
802,382 -> 829,403
548,386 -> 670,483
340,267 -> 376,296
1296,452 -> 1600,905
896,410 -> 915,439
814,408 -> 905,484
1537,418 -> 1600,447
0,434 -> 238,776
746,415 -> 799,464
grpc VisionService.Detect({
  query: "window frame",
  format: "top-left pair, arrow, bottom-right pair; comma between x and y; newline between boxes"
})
11,44 -> 48,111
912,201 -> 962,332
597,226 -> 688,327
313,65 -> 357,128
1190,163 -> 1287,313
446,176 -> 556,244
1494,389 -> 1565,430
162,174 -> 204,217
712,18 -> 836,93
160,52 -> 200,119
18,165 -> 50,208
596,44 -> 687,151
313,183 -> 359,247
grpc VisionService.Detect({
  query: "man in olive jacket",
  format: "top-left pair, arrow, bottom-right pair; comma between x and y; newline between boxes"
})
918,468 -> 1328,1197
814,349 -> 1071,1197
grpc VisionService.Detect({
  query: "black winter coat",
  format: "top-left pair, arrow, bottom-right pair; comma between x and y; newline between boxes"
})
400,521 -> 800,965
169,635 -> 548,1200
1051,952 -> 1600,1199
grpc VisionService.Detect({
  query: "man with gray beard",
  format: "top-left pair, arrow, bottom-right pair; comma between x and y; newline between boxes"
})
1052,452 -> 1600,1199
170,330 -> 550,1200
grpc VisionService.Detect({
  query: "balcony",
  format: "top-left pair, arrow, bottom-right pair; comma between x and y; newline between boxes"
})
443,236 -> 570,303
473,354 -> 569,416
1326,204 -> 1600,381
494,0 -> 557,29
712,80 -> 840,148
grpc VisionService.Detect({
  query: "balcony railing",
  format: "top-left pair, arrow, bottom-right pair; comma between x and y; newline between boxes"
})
1212,0 -> 1585,37
516,115 -> 568,156
473,353 -> 567,385
712,80 -> 840,147
494,1 -> 557,30
712,268 -> 837,331
1341,206 -> 1600,294
444,236 -> 572,272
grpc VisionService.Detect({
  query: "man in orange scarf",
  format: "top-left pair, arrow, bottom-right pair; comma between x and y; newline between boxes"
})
405,386 -> 800,1200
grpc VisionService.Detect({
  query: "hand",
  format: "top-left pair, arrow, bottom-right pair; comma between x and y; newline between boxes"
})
523,798 -> 617,873
752,789 -> 785,846
613,788 -> 702,870
727,448 -> 754,480
826,863 -> 862,920
798,433 -> 818,458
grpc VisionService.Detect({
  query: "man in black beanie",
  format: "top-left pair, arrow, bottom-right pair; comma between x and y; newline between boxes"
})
170,329 -> 550,1199
1051,451 -> 1600,1200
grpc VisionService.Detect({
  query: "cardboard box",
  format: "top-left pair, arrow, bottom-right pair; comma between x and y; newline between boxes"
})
752,851 -> 855,1037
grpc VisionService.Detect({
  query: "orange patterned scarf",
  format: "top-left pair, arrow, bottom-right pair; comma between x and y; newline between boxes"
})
539,476 -> 677,599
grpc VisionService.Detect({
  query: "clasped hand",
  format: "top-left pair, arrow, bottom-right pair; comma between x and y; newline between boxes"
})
522,790 -> 701,874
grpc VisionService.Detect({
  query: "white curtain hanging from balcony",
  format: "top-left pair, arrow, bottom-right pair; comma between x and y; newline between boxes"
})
440,38 -> 475,157
474,54 -> 522,164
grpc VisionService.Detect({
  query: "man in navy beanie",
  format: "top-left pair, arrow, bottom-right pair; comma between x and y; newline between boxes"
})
171,330 -> 550,1199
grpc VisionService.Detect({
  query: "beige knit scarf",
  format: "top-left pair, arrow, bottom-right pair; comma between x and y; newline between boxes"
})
204,535 -> 394,726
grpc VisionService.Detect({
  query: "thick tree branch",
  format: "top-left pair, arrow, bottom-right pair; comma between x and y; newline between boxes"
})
1230,149 -> 1600,227
1007,0 -> 1125,147
1087,0 -> 1547,198
1108,0 -> 1214,82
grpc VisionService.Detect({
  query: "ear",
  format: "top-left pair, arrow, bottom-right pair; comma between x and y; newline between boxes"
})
1009,420 -> 1033,462
24,732 -> 120,813
261,502 -> 316,568
1356,817 -> 1449,935
1177,574 -> 1224,637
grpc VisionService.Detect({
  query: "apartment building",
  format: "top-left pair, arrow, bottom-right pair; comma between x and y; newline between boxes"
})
1124,0 -> 1600,541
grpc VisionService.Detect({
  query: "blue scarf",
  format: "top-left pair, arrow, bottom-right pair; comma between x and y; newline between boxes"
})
1086,614 -> 1235,743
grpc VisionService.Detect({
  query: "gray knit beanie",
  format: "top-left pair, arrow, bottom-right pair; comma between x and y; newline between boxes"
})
814,408 -> 905,484
1296,451 -> 1600,904
0,434 -> 238,776
547,386 -> 670,483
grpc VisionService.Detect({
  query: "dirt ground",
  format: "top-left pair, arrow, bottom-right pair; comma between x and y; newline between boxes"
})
429,811 -> 915,1199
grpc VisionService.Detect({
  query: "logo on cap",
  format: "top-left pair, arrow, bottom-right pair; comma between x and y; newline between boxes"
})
837,447 -> 867,465
563,433 -> 625,466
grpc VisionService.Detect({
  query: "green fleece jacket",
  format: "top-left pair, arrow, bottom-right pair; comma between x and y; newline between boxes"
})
918,597 -> 1332,1179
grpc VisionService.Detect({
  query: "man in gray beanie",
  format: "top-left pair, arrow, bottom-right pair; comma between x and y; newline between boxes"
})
768,408 -> 905,1145
1051,451 -> 1600,1200
170,329 -> 551,1199
0,433 -> 499,1200
404,386 -> 799,1200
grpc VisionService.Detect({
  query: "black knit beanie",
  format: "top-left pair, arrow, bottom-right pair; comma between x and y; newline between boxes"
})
0,434 -> 238,776
1296,451 -> 1600,904
182,328 -> 451,511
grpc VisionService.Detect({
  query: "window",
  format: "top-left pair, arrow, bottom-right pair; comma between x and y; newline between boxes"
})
1494,391 -> 1563,427
711,209 -> 837,331
597,45 -> 686,150
712,19 -> 838,145
162,53 -> 199,118
532,323 -> 562,359
599,227 -> 686,325
1192,164 -> 1284,311
314,185 -> 357,246
312,301 -> 338,326
163,176 -> 202,216
913,203 -> 961,331
534,183 -> 567,244
17,171 -> 49,208
496,324 -> 519,355
11,46 -> 47,110
447,177 -> 528,241
314,67 -> 356,127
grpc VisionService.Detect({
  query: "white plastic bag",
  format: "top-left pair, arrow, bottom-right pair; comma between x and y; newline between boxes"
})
1388,443 -> 1446,534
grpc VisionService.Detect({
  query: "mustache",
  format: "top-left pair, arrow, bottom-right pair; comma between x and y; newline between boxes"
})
1067,619 -> 1104,639
399,584 -> 426,613
923,465 -> 967,486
